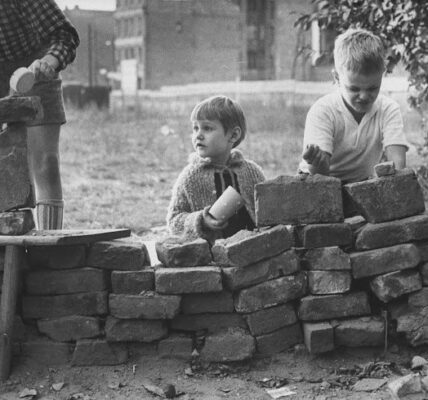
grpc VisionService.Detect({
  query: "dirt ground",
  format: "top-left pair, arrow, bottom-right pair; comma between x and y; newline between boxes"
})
1,342 -> 427,400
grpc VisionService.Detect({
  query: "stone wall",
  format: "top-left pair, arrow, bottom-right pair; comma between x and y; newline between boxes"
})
2,167 -> 428,366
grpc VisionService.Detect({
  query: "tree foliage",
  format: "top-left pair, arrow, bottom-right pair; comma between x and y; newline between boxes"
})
294,0 -> 428,112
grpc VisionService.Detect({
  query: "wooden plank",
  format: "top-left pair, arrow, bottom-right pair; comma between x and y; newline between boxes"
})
0,228 -> 131,246
0,245 -> 25,381
0,96 -> 43,123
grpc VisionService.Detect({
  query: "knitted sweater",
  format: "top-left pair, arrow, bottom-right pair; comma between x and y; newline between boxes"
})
167,149 -> 265,242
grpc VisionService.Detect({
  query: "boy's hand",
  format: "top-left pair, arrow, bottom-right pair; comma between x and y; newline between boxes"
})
202,207 -> 228,231
28,55 -> 59,81
302,144 -> 331,175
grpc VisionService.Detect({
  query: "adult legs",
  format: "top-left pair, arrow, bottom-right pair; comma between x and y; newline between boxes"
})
27,124 -> 63,229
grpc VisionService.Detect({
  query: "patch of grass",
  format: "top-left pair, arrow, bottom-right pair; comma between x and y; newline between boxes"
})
60,99 -> 424,238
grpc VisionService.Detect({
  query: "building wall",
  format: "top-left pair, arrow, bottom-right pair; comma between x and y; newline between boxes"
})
63,7 -> 115,86
144,0 -> 241,89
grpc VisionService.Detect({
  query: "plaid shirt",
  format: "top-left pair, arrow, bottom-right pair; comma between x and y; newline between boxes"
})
0,0 -> 79,70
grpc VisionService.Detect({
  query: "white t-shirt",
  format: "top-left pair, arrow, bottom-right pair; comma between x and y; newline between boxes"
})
299,92 -> 409,183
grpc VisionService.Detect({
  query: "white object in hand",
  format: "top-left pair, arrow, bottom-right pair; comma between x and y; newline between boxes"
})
209,186 -> 244,222
10,67 -> 35,93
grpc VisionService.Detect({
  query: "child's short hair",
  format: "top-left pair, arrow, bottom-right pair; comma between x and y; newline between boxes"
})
190,95 -> 246,147
334,28 -> 385,74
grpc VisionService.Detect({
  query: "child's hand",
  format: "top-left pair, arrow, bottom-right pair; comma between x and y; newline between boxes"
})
28,55 -> 59,81
302,144 -> 331,174
202,207 -> 228,231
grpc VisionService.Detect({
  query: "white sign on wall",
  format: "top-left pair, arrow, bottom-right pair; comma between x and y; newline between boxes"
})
121,59 -> 138,95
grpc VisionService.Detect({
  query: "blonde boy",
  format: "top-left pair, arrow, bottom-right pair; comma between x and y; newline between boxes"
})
299,28 -> 409,183
167,95 -> 265,242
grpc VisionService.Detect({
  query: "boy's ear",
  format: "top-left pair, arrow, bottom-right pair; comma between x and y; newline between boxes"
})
229,127 -> 242,145
331,69 -> 339,84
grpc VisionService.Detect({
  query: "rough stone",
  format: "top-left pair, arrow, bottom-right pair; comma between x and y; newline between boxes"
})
170,313 -> 247,333
355,214 -> 428,250
396,306 -> 428,346
22,291 -> 108,319
155,236 -> 211,267
211,225 -> 292,268
201,328 -> 255,362
111,269 -> 154,294
181,291 -> 234,314
255,174 -> 344,225
374,161 -> 395,177
155,266 -> 222,294
303,246 -> 351,270
222,249 -> 300,291
387,374 -> 423,400
334,316 -> 384,347
408,288 -> 428,308
71,339 -> 128,366
37,316 -> 102,342
307,270 -> 352,295
416,242 -> 428,261
421,263 -> 428,286
303,322 -> 334,354
105,317 -> 168,342
350,243 -> 420,279
234,272 -> 307,313
243,303 -> 297,336
298,291 -> 371,321
25,267 -> 107,295
158,334 -> 193,359
109,292 -> 181,319
296,223 -> 353,249
0,124 -> 35,211
343,169 -> 425,223
255,323 -> 303,355
87,239 -> 150,270
27,245 -> 86,269
21,340 -> 72,365
370,270 -> 422,303
0,210 -> 34,235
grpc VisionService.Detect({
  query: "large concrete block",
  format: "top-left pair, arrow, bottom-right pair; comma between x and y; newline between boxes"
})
334,316 -> 384,347
420,263 -> 428,286
0,210 -> 34,235
25,267 -> 107,295
158,334 -> 193,359
350,243 -> 420,279
21,340 -> 72,365
27,245 -> 86,269
71,339 -> 128,366
234,272 -> 307,313
22,291 -> 108,319
255,174 -> 343,226
343,169 -> 425,223
244,303 -> 297,336
170,313 -> 247,333
0,124 -> 35,211
303,246 -> 351,270
295,223 -> 353,248
111,269 -> 154,294
87,239 -> 150,270
303,322 -> 334,354
212,225 -> 291,268
37,316 -> 102,342
155,266 -> 222,294
222,249 -> 300,291
307,270 -> 351,295
181,291 -> 234,314
298,291 -> 371,321
105,317 -> 168,342
109,292 -> 181,319
408,288 -> 428,308
355,214 -> 428,250
255,323 -> 303,355
155,236 -> 211,268
396,306 -> 428,346
201,328 -> 255,362
370,269 -> 423,303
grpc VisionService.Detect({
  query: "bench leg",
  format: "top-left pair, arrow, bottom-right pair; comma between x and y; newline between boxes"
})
0,245 -> 24,382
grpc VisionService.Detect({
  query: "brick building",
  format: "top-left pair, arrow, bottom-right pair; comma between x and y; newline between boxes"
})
114,0 -> 331,90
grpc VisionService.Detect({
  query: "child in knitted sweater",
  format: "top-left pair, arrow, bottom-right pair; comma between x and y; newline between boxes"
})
167,95 -> 265,242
